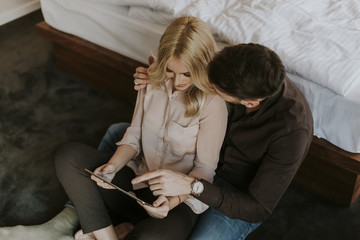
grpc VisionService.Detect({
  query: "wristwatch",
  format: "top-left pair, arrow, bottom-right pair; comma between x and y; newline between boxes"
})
190,179 -> 204,197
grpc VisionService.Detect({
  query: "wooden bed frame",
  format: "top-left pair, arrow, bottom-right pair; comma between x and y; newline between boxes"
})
36,22 -> 145,104
36,21 -> 360,206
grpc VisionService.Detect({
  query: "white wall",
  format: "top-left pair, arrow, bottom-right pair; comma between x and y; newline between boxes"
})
0,0 -> 40,26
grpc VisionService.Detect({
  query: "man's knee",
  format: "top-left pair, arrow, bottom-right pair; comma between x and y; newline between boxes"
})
107,123 -> 130,139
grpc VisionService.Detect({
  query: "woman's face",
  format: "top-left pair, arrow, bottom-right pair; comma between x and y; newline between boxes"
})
166,57 -> 193,91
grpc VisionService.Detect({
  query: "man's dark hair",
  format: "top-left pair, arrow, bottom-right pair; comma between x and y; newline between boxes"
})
208,43 -> 286,99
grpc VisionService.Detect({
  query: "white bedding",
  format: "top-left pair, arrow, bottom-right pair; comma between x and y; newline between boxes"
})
40,0 -> 360,153
91,0 -> 360,98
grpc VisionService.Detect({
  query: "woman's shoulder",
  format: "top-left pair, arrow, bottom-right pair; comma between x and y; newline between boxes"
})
143,83 -> 166,96
205,93 -> 226,105
204,94 -> 227,112
198,94 -> 228,122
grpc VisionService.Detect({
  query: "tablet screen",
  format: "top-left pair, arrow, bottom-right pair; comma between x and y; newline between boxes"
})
84,168 -> 152,206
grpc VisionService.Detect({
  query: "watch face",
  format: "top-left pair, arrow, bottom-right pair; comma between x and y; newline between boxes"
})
193,181 -> 204,194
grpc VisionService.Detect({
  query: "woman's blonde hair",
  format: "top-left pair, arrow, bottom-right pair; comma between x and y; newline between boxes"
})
148,16 -> 216,117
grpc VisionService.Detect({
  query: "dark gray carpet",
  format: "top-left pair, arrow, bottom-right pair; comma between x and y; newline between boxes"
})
1,10 -> 360,240
0,10 -> 133,227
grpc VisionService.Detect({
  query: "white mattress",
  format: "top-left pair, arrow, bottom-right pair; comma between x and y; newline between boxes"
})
40,0 -> 360,153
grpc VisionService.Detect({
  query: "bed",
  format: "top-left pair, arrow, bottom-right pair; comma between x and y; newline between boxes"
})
37,0 -> 360,206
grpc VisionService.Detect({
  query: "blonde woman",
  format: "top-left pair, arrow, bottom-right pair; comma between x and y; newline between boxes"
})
55,16 -> 227,240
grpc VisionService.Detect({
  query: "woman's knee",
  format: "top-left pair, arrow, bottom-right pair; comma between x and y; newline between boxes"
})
54,142 -> 86,179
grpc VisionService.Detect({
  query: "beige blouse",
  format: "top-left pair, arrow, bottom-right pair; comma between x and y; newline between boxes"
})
118,79 -> 227,196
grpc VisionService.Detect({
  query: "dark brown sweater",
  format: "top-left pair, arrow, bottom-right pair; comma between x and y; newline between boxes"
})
198,77 -> 313,222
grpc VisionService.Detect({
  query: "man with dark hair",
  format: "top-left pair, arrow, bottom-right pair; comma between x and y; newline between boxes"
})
105,43 -> 314,239
208,43 -> 285,100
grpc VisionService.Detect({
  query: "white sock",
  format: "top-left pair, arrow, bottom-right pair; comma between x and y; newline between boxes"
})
0,207 -> 79,240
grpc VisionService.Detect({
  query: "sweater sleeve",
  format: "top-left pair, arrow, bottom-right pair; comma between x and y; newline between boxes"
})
197,129 -> 312,222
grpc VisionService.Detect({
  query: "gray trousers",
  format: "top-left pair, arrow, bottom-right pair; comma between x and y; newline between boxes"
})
55,133 -> 198,240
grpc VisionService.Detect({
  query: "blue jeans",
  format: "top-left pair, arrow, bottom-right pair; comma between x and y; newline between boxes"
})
189,177 -> 261,240
98,123 -> 261,240
98,122 -> 130,156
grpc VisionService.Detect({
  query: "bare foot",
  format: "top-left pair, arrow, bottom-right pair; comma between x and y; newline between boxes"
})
74,229 -> 96,240
114,223 -> 133,240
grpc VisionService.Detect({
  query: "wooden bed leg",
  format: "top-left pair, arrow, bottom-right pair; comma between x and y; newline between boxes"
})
294,137 -> 360,206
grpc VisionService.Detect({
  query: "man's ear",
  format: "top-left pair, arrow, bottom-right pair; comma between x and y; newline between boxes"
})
148,56 -> 155,65
245,101 -> 259,108
244,98 -> 264,108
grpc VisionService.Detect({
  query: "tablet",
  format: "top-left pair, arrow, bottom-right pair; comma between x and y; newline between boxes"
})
84,168 -> 152,206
